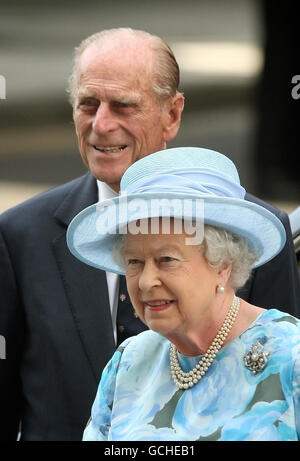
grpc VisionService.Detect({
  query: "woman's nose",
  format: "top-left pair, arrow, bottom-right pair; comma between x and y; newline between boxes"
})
138,262 -> 162,291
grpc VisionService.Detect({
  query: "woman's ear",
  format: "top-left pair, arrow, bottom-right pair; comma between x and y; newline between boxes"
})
216,261 -> 233,289
163,92 -> 185,143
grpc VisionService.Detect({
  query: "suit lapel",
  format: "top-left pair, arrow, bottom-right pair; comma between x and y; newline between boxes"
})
52,173 -> 115,381
236,192 -> 257,303
236,276 -> 252,302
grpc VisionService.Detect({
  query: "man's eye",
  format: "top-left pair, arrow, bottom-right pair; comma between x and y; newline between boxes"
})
113,101 -> 130,109
84,99 -> 97,106
78,99 -> 98,109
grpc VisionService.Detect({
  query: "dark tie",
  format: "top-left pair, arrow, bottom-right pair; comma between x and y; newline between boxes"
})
116,275 -> 148,346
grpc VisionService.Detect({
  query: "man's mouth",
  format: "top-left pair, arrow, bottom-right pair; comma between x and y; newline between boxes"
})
93,145 -> 127,153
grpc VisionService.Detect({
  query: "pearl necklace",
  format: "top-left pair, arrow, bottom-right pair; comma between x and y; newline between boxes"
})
170,295 -> 240,389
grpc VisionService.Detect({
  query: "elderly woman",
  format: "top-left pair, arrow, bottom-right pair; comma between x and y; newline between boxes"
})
67,147 -> 300,441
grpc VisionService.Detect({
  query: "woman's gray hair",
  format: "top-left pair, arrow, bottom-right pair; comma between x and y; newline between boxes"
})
201,225 -> 258,290
67,27 -> 180,106
112,224 -> 258,291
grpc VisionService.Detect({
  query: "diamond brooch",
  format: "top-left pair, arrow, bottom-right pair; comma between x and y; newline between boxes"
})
244,341 -> 270,374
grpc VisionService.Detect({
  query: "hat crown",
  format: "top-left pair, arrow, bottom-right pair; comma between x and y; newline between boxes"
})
66,146 -> 286,274
121,147 -> 241,193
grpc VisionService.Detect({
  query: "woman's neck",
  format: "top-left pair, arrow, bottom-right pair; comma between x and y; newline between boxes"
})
166,297 -> 266,357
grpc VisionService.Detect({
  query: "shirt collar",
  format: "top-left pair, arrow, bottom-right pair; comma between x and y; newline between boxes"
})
97,180 -> 119,202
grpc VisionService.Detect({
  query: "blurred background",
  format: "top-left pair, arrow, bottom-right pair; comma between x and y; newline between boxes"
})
0,0 -> 299,214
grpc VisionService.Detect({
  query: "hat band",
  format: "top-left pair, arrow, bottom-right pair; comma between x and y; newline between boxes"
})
123,168 -> 245,199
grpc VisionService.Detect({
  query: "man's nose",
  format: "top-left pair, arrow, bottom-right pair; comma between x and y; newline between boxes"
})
92,102 -> 119,134
138,262 -> 162,291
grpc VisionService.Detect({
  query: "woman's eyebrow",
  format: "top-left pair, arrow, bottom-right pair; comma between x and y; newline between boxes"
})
124,245 -> 183,256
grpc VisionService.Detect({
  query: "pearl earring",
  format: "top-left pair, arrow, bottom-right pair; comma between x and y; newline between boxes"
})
217,285 -> 225,293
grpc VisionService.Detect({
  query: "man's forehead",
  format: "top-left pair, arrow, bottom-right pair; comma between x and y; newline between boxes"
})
77,54 -> 154,99
79,37 -> 154,73
76,84 -> 143,104
75,38 -> 156,100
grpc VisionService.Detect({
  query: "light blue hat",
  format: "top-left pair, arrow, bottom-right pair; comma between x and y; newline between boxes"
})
67,147 -> 286,274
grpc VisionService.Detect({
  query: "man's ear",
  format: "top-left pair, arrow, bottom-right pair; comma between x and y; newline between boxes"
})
163,92 -> 185,143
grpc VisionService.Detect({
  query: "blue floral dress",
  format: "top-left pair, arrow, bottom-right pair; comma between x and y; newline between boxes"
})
83,309 -> 300,441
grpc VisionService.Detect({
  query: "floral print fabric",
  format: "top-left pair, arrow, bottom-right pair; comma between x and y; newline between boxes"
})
83,309 -> 300,441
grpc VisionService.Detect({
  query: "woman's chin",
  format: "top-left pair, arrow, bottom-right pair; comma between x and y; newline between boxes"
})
144,318 -> 178,337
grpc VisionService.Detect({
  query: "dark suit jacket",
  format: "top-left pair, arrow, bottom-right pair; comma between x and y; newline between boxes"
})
0,173 -> 299,441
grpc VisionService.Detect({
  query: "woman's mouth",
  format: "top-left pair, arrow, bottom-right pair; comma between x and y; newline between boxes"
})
144,299 -> 175,312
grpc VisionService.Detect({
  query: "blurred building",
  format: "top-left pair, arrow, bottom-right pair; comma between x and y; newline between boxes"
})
0,0 -> 298,213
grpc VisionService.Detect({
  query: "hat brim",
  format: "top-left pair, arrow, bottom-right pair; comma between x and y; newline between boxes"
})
67,191 -> 286,274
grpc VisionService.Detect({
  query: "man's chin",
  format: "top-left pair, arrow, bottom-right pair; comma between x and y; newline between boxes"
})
91,168 -> 124,190
84,147 -> 139,188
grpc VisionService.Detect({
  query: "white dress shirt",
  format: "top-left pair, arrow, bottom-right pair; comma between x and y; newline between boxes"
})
97,180 -> 119,344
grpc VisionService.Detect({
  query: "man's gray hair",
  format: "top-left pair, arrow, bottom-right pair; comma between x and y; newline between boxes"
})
67,27 -> 180,106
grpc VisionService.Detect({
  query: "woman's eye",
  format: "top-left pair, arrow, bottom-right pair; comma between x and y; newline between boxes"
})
160,256 -> 175,263
127,259 -> 140,265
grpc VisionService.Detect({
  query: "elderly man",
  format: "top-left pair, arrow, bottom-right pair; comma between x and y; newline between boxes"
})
0,28 -> 299,441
